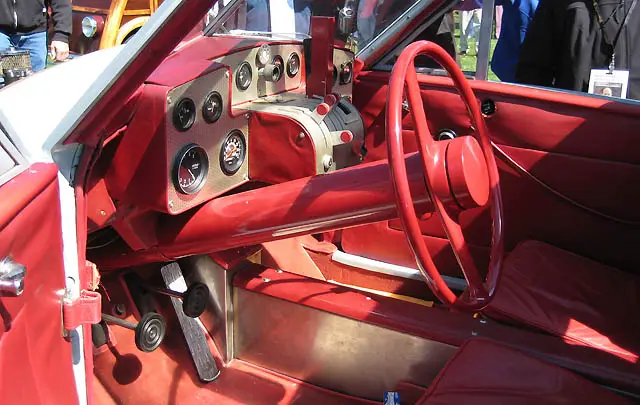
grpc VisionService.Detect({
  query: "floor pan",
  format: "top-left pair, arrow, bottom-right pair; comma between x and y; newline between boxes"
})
93,315 -> 384,405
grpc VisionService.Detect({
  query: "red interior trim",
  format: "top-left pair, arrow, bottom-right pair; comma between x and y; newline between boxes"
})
235,265 -> 640,394
358,71 -> 640,116
0,163 -> 58,227
492,143 -> 640,225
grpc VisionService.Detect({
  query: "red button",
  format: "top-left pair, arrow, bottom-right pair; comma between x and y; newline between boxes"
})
324,94 -> 338,106
340,131 -> 353,143
317,103 -> 330,115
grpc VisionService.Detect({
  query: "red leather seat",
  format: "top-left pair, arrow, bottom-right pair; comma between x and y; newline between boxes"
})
487,240 -> 640,362
418,339 -> 633,404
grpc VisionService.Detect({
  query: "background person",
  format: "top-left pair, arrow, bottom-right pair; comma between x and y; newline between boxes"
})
490,0 -> 539,82
0,0 -> 71,72
457,0 -> 483,55
515,0 -> 640,99
494,5 -> 502,38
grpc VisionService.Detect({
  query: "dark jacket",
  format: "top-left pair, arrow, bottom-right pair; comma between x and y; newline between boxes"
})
516,0 -> 640,99
0,0 -> 71,42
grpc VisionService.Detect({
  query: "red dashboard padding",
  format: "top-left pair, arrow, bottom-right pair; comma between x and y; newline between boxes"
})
487,240 -> 640,363
248,112 -> 316,184
419,339 -> 633,405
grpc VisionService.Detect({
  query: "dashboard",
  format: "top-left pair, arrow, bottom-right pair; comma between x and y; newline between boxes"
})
100,38 -> 364,219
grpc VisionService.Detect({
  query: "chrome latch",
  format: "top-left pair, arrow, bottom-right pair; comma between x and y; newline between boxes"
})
0,257 -> 26,296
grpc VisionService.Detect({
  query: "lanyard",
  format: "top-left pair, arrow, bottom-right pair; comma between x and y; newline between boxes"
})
592,0 -> 637,71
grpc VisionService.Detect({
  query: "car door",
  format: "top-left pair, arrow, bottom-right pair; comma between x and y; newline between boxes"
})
0,133 -> 79,404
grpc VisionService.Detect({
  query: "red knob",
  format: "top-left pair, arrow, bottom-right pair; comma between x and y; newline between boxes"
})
340,131 -> 354,143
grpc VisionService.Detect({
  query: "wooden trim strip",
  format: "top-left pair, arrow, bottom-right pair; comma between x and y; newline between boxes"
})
123,9 -> 151,16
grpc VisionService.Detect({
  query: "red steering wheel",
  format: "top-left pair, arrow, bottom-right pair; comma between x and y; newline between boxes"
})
386,41 -> 504,311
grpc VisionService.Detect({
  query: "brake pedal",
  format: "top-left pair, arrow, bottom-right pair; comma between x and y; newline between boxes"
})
161,262 -> 220,382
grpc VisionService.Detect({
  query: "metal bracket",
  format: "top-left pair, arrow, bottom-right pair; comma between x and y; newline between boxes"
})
63,290 -> 102,331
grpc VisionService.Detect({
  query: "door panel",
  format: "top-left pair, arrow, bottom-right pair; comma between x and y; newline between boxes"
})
0,163 -> 78,404
342,71 -> 640,275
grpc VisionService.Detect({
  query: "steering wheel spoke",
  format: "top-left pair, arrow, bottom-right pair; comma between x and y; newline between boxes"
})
386,41 -> 504,311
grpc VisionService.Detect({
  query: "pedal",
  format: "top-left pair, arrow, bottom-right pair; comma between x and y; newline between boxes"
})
161,262 -> 220,382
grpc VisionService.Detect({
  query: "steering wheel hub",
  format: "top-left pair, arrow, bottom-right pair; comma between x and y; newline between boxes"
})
443,136 -> 490,209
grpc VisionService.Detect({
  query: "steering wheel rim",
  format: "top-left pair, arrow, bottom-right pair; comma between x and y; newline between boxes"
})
386,41 -> 504,311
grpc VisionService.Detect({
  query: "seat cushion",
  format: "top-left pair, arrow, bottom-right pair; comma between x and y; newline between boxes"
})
419,339 -> 633,405
487,240 -> 640,362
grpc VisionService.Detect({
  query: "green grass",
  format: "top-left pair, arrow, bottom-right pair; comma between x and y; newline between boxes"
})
453,11 -> 500,82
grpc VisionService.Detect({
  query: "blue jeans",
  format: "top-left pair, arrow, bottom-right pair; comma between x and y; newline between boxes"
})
0,31 -> 47,72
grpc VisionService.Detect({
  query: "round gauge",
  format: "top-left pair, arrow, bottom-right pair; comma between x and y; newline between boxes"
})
219,130 -> 246,175
286,52 -> 300,77
340,61 -> 353,84
202,91 -> 223,123
236,62 -> 252,90
272,55 -> 284,81
174,145 -> 209,194
173,98 -> 196,132
256,44 -> 272,66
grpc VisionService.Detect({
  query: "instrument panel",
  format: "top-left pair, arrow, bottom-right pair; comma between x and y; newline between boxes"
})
165,66 -> 249,214
213,43 -> 305,105
163,43 -> 357,214
332,48 -> 354,98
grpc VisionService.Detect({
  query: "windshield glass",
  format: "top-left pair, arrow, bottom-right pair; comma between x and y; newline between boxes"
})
205,0 -> 423,50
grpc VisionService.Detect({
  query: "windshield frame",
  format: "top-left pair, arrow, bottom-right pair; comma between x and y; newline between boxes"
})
203,0 -> 312,39
58,0 -> 217,150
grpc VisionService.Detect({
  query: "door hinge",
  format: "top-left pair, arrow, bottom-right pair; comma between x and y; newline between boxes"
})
63,290 -> 102,331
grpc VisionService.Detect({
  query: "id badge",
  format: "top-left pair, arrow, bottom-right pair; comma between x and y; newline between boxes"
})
588,69 -> 629,99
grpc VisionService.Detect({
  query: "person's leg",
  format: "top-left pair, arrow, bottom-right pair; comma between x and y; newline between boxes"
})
460,10 -> 471,53
16,31 -> 47,72
471,8 -> 482,53
0,31 -> 13,50
495,6 -> 503,38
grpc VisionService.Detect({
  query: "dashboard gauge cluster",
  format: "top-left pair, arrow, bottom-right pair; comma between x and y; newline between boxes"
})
174,144 -> 208,194
286,52 -> 300,77
331,48 -> 355,98
202,91 -> 223,123
165,67 -> 250,214
339,61 -> 353,84
173,98 -> 196,131
236,62 -> 253,91
220,130 -> 246,175
214,43 -> 304,105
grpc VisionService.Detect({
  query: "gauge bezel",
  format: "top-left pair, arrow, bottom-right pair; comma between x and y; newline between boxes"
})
172,97 -> 196,132
202,91 -> 223,124
235,61 -> 253,91
340,61 -> 353,84
219,130 -> 247,176
272,55 -> 284,81
173,144 -> 209,195
256,44 -> 272,66
286,52 -> 300,77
